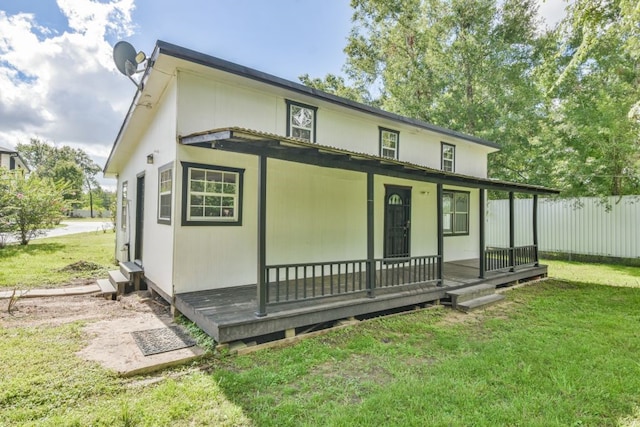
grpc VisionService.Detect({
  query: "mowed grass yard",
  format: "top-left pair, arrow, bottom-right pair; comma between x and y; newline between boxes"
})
1,232 -> 640,426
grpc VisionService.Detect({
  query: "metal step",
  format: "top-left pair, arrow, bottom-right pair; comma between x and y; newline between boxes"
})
456,293 -> 505,313
446,284 -> 495,308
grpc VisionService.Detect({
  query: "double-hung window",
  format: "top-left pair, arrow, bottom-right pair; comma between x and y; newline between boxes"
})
443,190 -> 469,235
379,128 -> 399,159
286,100 -> 317,142
181,162 -> 244,226
441,142 -> 455,172
157,163 -> 173,224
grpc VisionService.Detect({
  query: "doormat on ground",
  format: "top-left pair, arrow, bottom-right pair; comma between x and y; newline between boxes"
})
130,326 -> 197,356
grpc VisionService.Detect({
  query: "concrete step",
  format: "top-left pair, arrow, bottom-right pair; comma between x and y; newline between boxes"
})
446,284 -> 495,308
457,293 -> 505,313
108,270 -> 130,295
97,279 -> 116,300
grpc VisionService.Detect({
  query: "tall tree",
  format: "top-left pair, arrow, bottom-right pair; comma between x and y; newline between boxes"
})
542,0 -> 640,196
17,138 -> 103,215
307,0 -> 553,187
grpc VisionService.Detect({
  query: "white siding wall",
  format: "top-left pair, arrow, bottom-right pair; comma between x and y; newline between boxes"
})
176,71 -> 494,179
487,196 -> 640,258
443,186 -> 480,261
115,78 -> 178,297
0,153 -> 9,169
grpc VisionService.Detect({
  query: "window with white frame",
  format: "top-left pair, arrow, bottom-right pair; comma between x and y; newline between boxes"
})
441,143 -> 455,172
182,162 -> 244,226
286,100 -> 317,142
380,128 -> 399,159
443,190 -> 469,235
157,163 -> 172,224
120,181 -> 128,230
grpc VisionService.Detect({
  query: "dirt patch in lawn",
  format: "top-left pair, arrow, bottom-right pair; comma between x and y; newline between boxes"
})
0,291 -> 169,329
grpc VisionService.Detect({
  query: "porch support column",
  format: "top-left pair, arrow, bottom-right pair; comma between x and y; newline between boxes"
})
256,154 -> 267,317
533,194 -> 539,266
366,172 -> 375,298
479,188 -> 486,279
437,183 -> 444,286
509,191 -> 515,272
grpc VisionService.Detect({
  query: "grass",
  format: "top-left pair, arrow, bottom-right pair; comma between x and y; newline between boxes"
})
2,264 -> 640,425
0,231 -> 115,289
544,258 -> 640,288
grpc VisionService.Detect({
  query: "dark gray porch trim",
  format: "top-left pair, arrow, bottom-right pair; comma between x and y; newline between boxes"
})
366,172 -> 375,298
437,183 -> 444,286
533,194 -> 539,267
479,189 -> 486,279
509,192 -> 515,272
256,155 -> 267,317
180,128 -> 560,195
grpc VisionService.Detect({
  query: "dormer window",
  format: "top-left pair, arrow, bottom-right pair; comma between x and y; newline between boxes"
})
441,142 -> 455,172
286,100 -> 317,142
379,128 -> 399,159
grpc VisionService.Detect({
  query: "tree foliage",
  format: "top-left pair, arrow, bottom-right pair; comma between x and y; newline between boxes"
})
17,138 -> 103,211
303,0 -> 640,197
0,171 -> 67,246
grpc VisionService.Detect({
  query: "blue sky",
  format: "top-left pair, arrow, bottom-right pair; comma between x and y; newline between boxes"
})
0,0 -> 570,187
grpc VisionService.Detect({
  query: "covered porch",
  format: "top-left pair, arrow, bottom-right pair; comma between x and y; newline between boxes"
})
175,259 -> 548,343
176,127 -> 557,343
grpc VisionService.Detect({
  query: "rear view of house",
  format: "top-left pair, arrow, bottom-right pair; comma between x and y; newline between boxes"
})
104,41 -> 558,344
0,146 -> 29,174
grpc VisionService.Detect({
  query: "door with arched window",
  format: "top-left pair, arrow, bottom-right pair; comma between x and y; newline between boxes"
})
384,186 -> 411,259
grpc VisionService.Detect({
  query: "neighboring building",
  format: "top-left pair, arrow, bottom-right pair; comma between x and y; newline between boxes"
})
0,145 -> 29,174
104,41 -> 558,343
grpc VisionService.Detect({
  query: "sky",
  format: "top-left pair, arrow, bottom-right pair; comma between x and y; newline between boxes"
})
0,0 -> 572,188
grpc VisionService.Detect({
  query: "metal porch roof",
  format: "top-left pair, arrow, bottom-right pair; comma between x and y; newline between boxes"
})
179,127 -> 559,195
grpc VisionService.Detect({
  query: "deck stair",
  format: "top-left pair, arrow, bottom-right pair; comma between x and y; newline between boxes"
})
446,284 -> 504,313
100,261 -> 145,298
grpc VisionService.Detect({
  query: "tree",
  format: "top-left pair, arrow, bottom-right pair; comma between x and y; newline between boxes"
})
0,171 -> 67,245
17,138 -> 103,215
541,0 -> 640,196
306,0 -> 553,187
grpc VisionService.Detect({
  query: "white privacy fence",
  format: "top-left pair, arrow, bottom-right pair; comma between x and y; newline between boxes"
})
486,196 -> 640,258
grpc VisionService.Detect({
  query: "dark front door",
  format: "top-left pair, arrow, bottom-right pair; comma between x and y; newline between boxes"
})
384,186 -> 411,258
134,174 -> 145,261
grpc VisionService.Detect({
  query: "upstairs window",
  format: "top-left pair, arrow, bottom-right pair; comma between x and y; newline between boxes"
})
157,163 -> 173,224
441,142 -> 455,172
379,128 -> 399,159
443,190 -> 469,235
181,162 -> 244,226
286,100 -> 317,142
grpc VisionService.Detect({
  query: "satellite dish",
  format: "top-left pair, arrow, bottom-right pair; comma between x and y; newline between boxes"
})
113,41 -> 138,76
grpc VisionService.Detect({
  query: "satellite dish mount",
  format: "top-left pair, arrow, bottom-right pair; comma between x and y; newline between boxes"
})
113,41 -> 147,90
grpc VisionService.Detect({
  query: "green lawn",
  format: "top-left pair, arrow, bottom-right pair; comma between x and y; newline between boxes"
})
0,231 -> 115,288
2,258 -> 640,425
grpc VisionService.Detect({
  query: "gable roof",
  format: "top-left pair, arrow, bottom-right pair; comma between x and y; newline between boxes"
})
104,40 -> 502,174
154,40 -> 500,150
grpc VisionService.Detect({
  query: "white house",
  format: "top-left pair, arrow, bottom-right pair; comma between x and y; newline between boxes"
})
104,41 -> 558,343
0,145 -> 29,174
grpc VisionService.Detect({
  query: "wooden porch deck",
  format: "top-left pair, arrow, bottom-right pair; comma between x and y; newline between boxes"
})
175,260 -> 547,343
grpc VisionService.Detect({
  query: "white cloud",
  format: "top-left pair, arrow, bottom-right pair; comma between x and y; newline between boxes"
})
0,0 -> 137,176
537,0 -> 574,29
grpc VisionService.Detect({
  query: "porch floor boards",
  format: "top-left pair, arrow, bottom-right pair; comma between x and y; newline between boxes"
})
175,260 -> 547,344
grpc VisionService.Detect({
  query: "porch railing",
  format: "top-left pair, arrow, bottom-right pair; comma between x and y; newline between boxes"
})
264,255 -> 440,305
485,245 -> 538,272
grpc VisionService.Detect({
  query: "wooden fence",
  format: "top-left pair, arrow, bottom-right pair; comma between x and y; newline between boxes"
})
486,196 -> 640,258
